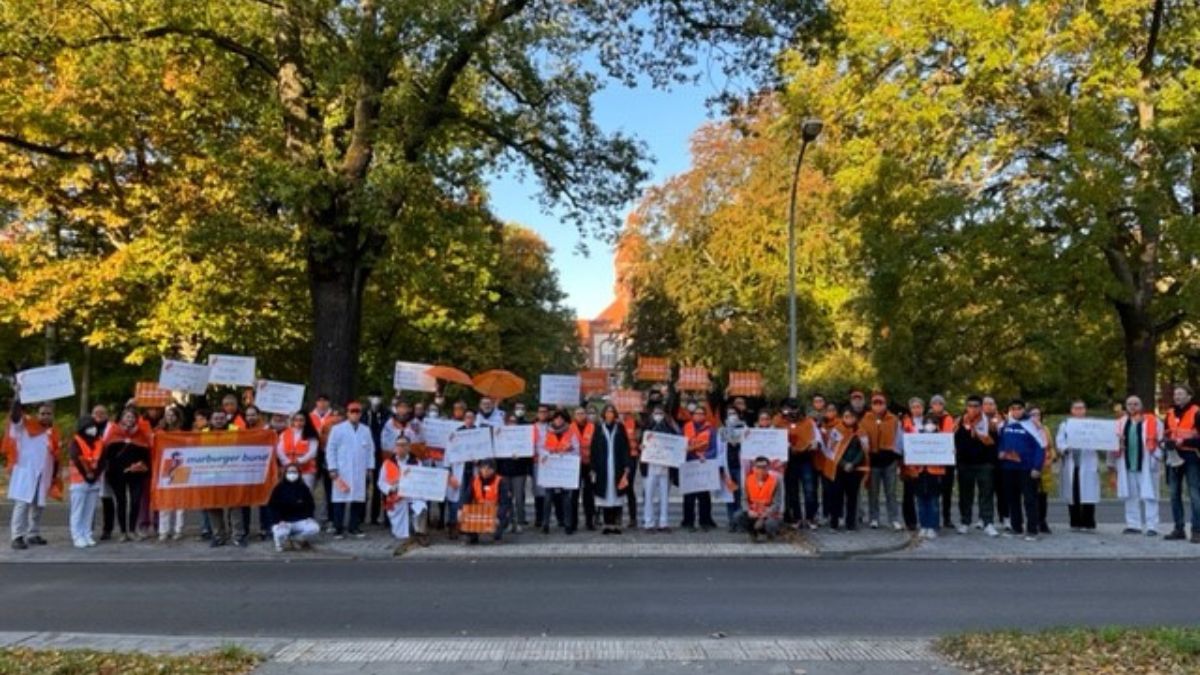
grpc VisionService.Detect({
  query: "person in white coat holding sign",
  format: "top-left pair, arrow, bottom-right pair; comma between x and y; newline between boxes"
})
1111,395 -> 1163,536
325,402 -> 374,539
1055,400 -> 1101,531
7,389 -> 60,550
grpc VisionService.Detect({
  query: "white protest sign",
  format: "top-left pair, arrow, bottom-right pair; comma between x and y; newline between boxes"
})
398,465 -> 450,502
207,354 -> 256,386
640,431 -> 688,468
679,459 -> 721,495
540,374 -> 581,407
446,427 -> 494,464
492,425 -> 535,458
1058,417 -> 1119,452
901,433 -> 956,465
159,359 -> 210,395
421,419 -> 459,449
393,361 -> 437,393
536,453 -> 581,489
15,363 -> 74,403
254,380 -> 306,415
741,428 -> 789,463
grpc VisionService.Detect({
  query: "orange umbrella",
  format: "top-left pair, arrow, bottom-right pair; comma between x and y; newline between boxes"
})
425,365 -> 474,387
472,369 -> 526,400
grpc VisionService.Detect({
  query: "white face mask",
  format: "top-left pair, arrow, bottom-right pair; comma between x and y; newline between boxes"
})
369,397 -> 382,407
428,409 -> 440,419
285,471 -> 300,483
652,413 -> 665,423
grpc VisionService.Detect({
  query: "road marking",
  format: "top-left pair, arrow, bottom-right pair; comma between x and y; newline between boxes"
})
272,637 -> 935,663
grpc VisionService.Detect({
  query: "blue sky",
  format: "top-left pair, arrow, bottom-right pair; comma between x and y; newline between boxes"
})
486,79 -> 716,320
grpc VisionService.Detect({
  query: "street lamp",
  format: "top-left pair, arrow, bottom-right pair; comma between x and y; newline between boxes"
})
787,118 -> 823,399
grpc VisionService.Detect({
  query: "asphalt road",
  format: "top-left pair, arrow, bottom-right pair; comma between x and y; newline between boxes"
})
0,559 -> 1195,638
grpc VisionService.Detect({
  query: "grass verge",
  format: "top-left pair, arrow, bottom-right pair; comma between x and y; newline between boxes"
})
937,627 -> 1200,674
0,645 -> 261,675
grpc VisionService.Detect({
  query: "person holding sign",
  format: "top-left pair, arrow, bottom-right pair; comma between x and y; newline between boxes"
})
738,457 -> 783,542
1112,395 -> 1163,536
463,459 -> 511,544
776,400 -> 823,530
641,405 -> 677,532
377,438 -> 422,552
590,405 -> 632,534
901,398 -> 947,539
326,403 -> 374,539
1055,400 -> 1101,531
681,406 -> 719,532
538,409 -> 580,535
824,407 -> 870,531
6,389 -> 60,550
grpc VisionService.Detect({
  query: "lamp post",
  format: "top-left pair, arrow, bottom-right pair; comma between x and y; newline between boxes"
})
787,118 -> 823,400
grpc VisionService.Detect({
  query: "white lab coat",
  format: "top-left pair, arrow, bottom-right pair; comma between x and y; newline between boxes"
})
1112,415 -> 1163,500
1055,419 -> 1102,504
6,421 -> 56,506
326,420 -> 374,503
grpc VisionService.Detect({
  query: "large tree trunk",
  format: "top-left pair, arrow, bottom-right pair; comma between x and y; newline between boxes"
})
1116,303 -> 1157,407
307,246 -> 369,407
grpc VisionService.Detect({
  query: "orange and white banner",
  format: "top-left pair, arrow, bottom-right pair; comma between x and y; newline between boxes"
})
579,369 -> 609,395
635,357 -> 669,382
611,389 -> 645,414
726,371 -> 764,397
151,429 -> 278,510
676,366 -> 710,392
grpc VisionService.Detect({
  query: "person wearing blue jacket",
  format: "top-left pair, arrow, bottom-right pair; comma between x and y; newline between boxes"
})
997,399 -> 1046,541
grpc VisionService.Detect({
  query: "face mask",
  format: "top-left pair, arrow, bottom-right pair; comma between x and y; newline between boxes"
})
285,471 -> 300,482
686,403 -> 697,413
428,409 -> 440,419
652,413 -> 664,423
514,408 -> 525,419
369,397 -> 382,407
727,415 -> 738,425
85,427 -> 97,438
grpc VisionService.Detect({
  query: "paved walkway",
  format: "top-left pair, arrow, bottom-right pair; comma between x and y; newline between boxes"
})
0,632 -> 959,674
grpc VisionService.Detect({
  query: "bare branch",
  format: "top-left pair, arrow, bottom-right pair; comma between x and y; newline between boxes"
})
0,133 -> 96,161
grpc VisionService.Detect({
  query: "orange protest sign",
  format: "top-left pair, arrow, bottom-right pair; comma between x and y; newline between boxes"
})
134,381 -> 173,408
676,366 -> 710,392
634,357 -> 670,382
579,369 -> 610,395
611,389 -> 645,414
151,429 -> 278,510
726,371 -> 764,397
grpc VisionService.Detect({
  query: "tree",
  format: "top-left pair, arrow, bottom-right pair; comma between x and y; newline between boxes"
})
0,0 -> 829,404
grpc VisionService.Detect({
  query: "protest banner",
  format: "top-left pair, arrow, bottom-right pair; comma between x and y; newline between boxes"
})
611,389 -> 644,414
134,381 -> 173,408
679,459 -> 721,494
393,361 -> 437,392
1058,417 -> 1120,452
676,366 -> 710,392
579,369 -> 610,395
446,426 -> 494,464
398,465 -> 450,502
536,453 -> 581,489
901,433 -> 957,465
640,431 -> 688,468
207,354 -> 257,386
421,418 -> 459,450
254,380 -> 306,415
159,359 -> 210,395
634,356 -> 670,382
151,429 -> 278,510
15,363 -> 74,402
741,428 -> 788,463
492,425 -> 535,458
540,374 -> 581,406
726,371 -> 764,396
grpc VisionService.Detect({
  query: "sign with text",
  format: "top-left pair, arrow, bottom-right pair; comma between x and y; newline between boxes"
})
421,419 -> 459,450
640,431 -> 688,468
492,425 -> 535,458
901,433 -> 956,465
536,453 -> 581,489
159,359 -> 210,395
446,427 -> 494,464
254,380 -> 306,415
393,361 -> 437,393
151,429 -> 278,510
611,389 -> 645,414
1058,418 -> 1119,452
679,459 -> 721,494
207,354 -> 257,387
15,363 -> 74,403
741,428 -> 788,463
539,374 -> 581,407
398,465 -> 450,502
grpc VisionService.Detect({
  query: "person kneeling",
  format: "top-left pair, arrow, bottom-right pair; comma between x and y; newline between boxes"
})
378,438 -> 429,554
269,463 -> 319,552
738,457 -> 782,542
464,459 -> 511,545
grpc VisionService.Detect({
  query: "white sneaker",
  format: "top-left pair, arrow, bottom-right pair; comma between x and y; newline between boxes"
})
956,524 -> 969,535
973,520 -> 984,530
1023,535 -> 1037,542
869,520 -> 879,529
927,529 -> 938,539
274,542 -> 284,552
73,538 -> 88,549
891,521 -> 903,531
85,537 -> 97,547
807,521 -> 818,531
158,533 -> 169,542
984,524 -> 999,537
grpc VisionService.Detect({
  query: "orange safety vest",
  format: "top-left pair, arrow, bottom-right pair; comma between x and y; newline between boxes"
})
381,458 -> 402,510
900,417 -> 946,478
823,424 -> 868,481
543,427 -> 575,453
774,415 -> 818,453
865,411 -> 899,453
683,421 -> 712,456
622,416 -> 639,456
745,472 -> 778,515
1117,413 -> 1160,456
309,410 -> 332,432
472,474 -> 502,504
573,421 -> 595,464
69,434 -> 104,484
279,430 -> 317,474
1167,405 -> 1198,451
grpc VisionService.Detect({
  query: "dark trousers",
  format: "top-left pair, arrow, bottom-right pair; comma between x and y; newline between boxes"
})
914,472 -> 942,530
101,496 -> 115,536
626,460 -> 639,525
994,464 -> 1009,522
901,477 -> 917,530
534,495 -> 547,527
939,466 -> 956,527
784,453 -> 819,523
830,469 -> 862,530
601,506 -> 623,527
821,476 -> 835,519
329,501 -> 365,534
108,472 -> 145,535
1068,465 -> 1096,529
1002,469 -> 1039,535
682,491 -> 716,528
572,463 -> 596,529
548,489 -> 576,531
369,452 -> 385,524
958,463 -> 995,526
